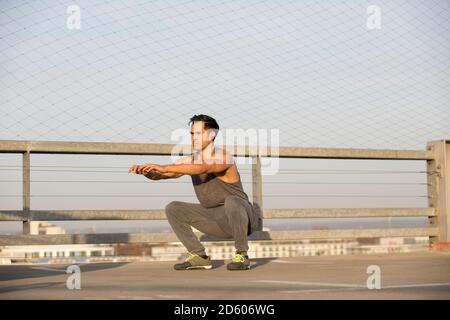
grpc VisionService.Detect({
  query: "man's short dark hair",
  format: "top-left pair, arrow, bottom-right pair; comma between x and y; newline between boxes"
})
189,114 -> 220,140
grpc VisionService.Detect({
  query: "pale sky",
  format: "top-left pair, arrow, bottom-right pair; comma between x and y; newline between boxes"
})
0,1 -> 448,232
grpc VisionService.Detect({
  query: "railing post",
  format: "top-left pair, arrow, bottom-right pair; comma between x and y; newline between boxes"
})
446,141 -> 450,241
22,150 -> 38,235
252,155 -> 263,210
426,140 -> 449,243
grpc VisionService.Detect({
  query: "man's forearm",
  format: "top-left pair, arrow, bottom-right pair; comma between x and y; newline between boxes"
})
144,171 -> 174,180
164,164 -> 207,176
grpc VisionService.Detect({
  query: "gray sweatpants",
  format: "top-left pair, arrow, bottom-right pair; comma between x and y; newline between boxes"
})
165,195 -> 253,256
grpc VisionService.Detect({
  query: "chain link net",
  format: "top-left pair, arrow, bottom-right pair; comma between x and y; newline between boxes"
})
1,0 -> 449,149
0,1 -> 447,239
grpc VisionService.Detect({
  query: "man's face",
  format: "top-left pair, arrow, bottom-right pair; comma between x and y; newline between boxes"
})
191,121 -> 215,151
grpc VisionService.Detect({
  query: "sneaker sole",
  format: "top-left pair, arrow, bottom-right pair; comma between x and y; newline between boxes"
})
184,265 -> 213,270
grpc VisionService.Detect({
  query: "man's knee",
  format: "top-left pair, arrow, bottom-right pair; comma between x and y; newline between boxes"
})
165,201 -> 184,218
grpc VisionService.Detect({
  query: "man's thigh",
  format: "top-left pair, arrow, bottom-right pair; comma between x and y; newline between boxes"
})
167,201 -> 233,239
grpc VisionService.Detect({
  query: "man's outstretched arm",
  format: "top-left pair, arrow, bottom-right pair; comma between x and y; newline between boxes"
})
128,155 -> 192,180
163,163 -> 232,176
140,149 -> 234,176
143,170 -> 182,180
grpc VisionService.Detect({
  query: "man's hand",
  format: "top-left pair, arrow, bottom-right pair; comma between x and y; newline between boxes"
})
144,170 -> 167,180
141,163 -> 167,174
128,164 -> 143,174
128,163 -> 167,175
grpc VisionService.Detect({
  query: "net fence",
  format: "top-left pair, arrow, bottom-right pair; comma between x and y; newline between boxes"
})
1,0 -> 449,150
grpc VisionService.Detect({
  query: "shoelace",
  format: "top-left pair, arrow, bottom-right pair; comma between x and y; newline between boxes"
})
186,252 -> 199,262
232,253 -> 246,263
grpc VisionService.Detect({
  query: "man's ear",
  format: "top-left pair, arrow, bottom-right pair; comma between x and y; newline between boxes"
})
207,129 -> 217,141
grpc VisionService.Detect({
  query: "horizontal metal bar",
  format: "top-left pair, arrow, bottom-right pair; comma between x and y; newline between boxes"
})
0,140 -> 177,156
275,146 -> 434,160
0,228 -> 438,245
255,228 -> 438,240
263,208 -> 436,218
0,208 -> 436,221
0,210 -> 167,221
0,140 -> 434,160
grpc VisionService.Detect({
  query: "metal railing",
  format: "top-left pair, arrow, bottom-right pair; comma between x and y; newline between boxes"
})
0,139 -> 448,246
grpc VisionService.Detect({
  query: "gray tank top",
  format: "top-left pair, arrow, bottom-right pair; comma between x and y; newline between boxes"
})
191,172 -> 250,208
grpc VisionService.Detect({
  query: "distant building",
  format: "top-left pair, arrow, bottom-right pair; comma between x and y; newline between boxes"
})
0,231 -> 430,264
0,244 -> 115,264
38,222 -> 66,235
0,223 -> 114,264
146,236 -> 429,261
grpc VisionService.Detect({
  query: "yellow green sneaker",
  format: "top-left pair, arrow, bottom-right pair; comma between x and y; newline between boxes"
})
174,252 -> 212,270
226,252 -> 251,270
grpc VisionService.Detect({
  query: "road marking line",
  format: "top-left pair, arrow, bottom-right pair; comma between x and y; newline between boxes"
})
270,260 -> 332,265
253,280 -> 366,288
156,294 -> 191,299
280,288 -> 364,294
270,260 -> 296,264
383,282 -> 450,289
252,280 -> 450,294
123,296 -> 154,300
30,267 -> 66,272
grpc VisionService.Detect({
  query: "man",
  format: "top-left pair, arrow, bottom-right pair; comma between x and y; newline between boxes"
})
128,114 -> 263,270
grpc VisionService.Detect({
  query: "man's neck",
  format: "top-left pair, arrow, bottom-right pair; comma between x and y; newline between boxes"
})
194,143 -> 215,162
203,143 -> 215,159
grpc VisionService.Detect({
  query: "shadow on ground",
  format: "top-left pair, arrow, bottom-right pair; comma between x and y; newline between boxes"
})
210,257 -> 276,269
0,262 -> 129,282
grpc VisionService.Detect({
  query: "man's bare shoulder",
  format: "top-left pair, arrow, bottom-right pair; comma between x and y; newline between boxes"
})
174,154 -> 193,165
214,147 -> 235,165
